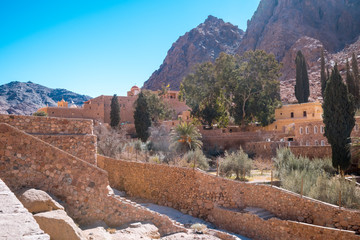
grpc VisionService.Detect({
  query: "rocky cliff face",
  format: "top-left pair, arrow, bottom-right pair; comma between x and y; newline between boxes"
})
143,15 -> 244,91
0,81 -> 91,115
238,0 -> 360,82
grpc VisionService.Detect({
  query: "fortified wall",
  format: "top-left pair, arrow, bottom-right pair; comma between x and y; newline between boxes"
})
0,115 -> 185,236
97,155 -> 360,239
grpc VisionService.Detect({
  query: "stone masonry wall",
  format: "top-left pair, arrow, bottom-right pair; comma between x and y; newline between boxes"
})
0,123 -> 185,236
0,114 -> 96,164
212,206 -> 358,240
97,155 -> 360,237
36,135 -> 97,165
290,146 -> 332,159
0,114 -> 92,134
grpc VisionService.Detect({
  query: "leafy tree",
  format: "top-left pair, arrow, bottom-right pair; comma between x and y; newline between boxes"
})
169,122 -> 202,153
219,148 -> 252,181
142,90 -> 174,124
295,50 -> 310,103
180,149 -> 209,170
110,94 -> 120,128
134,92 -> 152,142
181,51 -> 281,127
320,49 -> 327,97
323,64 -> 355,173
232,50 -> 281,125
351,52 -> 360,106
33,111 -> 48,116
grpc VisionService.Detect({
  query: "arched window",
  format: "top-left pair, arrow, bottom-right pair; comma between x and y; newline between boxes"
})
314,126 -> 318,134
306,126 -> 309,134
321,140 -> 325,146
300,127 -> 303,135
315,140 -> 319,146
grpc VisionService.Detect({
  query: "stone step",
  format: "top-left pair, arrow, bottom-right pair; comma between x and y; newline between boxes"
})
243,207 -> 277,220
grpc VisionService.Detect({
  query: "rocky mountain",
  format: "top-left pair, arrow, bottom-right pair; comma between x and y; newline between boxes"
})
0,81 -> 91,115
143,15 -> 244,90
238,0 -> 360,81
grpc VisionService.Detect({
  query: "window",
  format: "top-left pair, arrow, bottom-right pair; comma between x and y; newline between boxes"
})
314,126 -> 318,134
321,140 -> 325,146
300,127 -> 303,135
303,111 -> 307,117
306,140 -> 310,146
315,140 -> 319,146
291,112 -> 294,118
320,126 -> 325,133
275,125 -> 277,130
306,126 -> 309,134
280,112 -> 283,115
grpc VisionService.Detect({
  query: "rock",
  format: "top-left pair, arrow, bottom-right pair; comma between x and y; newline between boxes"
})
143,15 -> 244,91
16,188 -> 64,214
34,210 -> 86,240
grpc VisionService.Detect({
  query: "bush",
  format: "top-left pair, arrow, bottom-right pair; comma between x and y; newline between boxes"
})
219,148 -> 252,181
179,149 -> 209,170
33,111 -> 47,116
273,148 -> 360,209
94,124 -> 127,159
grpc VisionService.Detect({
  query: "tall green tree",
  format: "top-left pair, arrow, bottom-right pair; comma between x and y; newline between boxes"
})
110,94 -> 120,128
346,60 -> 357,99
323,64 -> 355,173
232,50 -> 281,126
351,52 -> 360,106
134,92 -> 152,142
295,50 -> 310,103
320,49 -> 327,97
142,90 -> 174,124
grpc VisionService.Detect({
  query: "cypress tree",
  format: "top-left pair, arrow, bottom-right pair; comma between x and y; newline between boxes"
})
295,50 -> 310,103
320,49 -> 327,97
351,52 -> 360,106
134,91 -> 151,142
110,94 -> 120,128
346,60 -> 356,99
323,64 -> 355,173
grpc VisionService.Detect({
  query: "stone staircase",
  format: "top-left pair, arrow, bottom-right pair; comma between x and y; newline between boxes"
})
243,207 -> 277,220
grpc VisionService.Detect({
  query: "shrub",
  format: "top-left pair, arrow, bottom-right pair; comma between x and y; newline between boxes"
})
94,124 -> 127,159
33,111 -> 47,116
219,148 -> 252,181
179,149 -> 209,170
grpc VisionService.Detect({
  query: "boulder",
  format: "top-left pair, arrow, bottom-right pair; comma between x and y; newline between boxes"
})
34,210 -> 85,240
16,188 -> 64,213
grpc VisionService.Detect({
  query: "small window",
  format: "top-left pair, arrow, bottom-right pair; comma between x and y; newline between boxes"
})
300,127 -> 303,135
315,140 -> 319,146
321,140 -> 325,146
320,126 -> 325,133
280,112 -> 283,115
291,112 -> 294,118
306,140 -> 310,146
275,125 -> 277,130
287,138 -> 294,141
303,111 -> 307,117
229,129 -> 233,133
314,126 -> 318,134
306,126 -> 309,134
172,122 -> 175,126
52,112 -> 54,114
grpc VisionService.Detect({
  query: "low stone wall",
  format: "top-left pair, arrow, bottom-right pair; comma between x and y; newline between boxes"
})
244,141 -> 286,159
0,123 -> 185,236
290,146 -> 332,159
36,135 -> 97,165
212,206 -> 358,240
0,114 -> 93,134
97,155 -> 360,237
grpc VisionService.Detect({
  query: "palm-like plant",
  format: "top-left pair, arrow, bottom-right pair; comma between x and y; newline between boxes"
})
170,122 -> 203,153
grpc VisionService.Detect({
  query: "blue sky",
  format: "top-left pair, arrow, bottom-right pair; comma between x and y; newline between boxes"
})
0,0 -> 260,97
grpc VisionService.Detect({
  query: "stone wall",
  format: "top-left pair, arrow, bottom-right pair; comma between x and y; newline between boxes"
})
290,146 -> 332,159
244,141 -> 287,159
212,206 -> 358,240
0,114 -> 96,164
97,155 -> 360,238
0,123 -> 185,236
0,114 -> 92,134
36,135 -> 97,165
